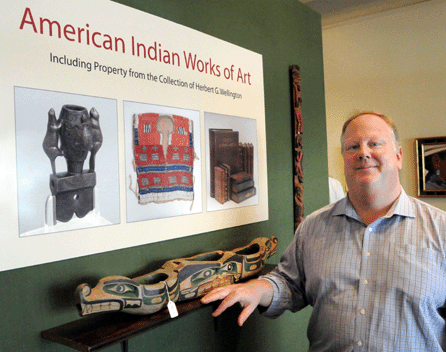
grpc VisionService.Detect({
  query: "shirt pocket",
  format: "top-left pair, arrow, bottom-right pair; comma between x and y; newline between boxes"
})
386,243 -> 446,304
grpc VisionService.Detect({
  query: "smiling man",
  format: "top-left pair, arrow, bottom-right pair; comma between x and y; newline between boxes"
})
202,111 -> 446,351
341,112 -> 403,224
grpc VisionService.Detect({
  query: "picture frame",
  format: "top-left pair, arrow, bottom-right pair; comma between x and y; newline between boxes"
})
416,136 -> 446,197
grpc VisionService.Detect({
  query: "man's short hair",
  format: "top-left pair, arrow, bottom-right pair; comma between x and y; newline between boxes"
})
340,111 -> 400,153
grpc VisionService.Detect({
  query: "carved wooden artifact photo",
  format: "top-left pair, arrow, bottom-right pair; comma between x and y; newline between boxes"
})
43,104 -> 103,223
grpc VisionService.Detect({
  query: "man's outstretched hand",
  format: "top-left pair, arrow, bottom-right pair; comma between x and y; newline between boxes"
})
201,278 -> 274,326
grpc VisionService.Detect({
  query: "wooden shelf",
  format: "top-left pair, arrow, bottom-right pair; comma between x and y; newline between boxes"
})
41,264 -> 275,352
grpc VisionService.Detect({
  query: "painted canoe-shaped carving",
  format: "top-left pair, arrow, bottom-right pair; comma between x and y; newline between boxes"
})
75,236 -> 278,316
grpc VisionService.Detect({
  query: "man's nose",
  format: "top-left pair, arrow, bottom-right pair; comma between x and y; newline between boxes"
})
357,145 -> 370,160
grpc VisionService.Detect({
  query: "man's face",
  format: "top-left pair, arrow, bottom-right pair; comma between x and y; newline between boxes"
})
432,153 -> 446,180
342,114 -> 403,192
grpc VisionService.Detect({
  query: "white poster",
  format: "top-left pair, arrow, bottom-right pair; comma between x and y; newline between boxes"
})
0,0 -> 268,272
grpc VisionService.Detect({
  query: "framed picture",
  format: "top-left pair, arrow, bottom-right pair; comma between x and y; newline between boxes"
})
416,136 -> 446,196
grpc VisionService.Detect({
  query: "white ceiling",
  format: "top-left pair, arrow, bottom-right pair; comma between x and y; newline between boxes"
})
300,0 -> 431,28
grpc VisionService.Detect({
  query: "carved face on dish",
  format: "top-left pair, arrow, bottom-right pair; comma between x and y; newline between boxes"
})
75,274 -> 178,316
178,260 -> 241,300
76,276 -> 142,316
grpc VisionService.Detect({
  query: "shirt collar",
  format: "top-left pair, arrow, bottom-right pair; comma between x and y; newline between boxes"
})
331,187 -> 416,220
390,188 -> 416,218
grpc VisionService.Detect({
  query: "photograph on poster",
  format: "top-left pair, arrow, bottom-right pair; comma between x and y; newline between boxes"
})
205,112 -> 258,211
124,101 -> 202,223
15,87 -> 120,237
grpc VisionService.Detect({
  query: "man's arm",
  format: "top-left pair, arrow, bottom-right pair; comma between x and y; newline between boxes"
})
201,278 -> 274,326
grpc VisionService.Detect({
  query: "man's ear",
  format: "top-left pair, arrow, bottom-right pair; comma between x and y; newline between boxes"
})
396,145 -> 403,170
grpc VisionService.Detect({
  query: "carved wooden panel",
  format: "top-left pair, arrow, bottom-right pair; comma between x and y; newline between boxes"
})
291,65 -> 304,230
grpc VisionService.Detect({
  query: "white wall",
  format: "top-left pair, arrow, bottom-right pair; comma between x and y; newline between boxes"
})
323,0 -> 446,211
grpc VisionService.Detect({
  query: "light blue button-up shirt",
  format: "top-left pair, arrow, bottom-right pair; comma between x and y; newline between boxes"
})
263,189 -> 446,351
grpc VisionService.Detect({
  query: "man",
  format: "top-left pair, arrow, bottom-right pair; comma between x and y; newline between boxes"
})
202,112 -> 446,351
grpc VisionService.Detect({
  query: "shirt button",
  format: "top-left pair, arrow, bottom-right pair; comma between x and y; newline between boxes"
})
366,252 -> 371,257
357,340 -> 363,346
360,309 -> 366,315
364,279 -> 369,285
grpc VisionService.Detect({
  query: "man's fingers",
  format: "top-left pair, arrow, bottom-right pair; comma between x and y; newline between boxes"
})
201,285 -> 242,318
201,279 -> 273,325
201,285 -> 238,304
238,304 -> 257,326
211,300 -> 231,317
210,288 -> 243,317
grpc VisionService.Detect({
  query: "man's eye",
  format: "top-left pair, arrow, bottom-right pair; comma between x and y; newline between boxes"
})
346,145 -> 358,151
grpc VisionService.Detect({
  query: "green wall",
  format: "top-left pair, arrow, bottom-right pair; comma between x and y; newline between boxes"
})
0,1 -> 327,351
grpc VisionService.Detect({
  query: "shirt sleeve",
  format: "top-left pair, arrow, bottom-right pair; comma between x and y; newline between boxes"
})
259,223 -> 309,318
